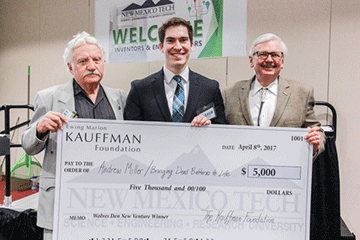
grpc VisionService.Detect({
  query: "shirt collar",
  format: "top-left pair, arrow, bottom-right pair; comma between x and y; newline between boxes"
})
73,79 -> 84,96
251,77 -> 279,96
163,65 -> 189,84
73,79 -> 104,104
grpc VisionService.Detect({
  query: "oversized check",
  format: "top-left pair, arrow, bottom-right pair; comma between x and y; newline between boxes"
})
54,119 -> 313,240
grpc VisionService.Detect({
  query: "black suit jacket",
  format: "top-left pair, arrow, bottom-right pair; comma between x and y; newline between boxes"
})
124,69 -> 226,124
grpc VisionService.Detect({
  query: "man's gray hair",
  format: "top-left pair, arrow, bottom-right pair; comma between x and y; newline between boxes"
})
249,33 -> 288,57
63,31 -> 105,66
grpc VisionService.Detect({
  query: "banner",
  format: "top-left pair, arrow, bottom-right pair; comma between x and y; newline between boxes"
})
95,0 -> 247,63
53,119 -> 312,239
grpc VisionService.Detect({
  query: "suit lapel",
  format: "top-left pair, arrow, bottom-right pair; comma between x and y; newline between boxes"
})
57,81 -> 75,112
270,77 -> 291,126
183,70 -> 200,122
151,70 -> 173,122
240,77 -> 255,126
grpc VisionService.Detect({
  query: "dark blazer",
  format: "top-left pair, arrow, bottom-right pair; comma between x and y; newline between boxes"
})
124,69 -> 226,124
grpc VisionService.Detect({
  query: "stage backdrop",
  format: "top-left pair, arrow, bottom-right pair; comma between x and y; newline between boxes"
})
95,0 -> 247,63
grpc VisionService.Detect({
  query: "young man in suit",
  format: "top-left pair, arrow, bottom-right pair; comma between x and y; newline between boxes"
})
223,33 -> 324,154
22,31 -> 126,239
124,17 -> 226,126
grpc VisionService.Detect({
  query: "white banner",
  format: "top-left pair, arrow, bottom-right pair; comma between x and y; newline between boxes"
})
54,119 -> 312,240
95,0 -> 247,63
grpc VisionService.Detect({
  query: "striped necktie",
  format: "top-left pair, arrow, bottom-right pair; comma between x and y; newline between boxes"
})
172,75 -> 185,122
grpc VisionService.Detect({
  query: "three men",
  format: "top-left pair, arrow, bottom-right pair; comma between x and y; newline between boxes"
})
21,19 -> 324,240
22,32 -> 126,239
224,33 -> 324,153
124,17 -> 226,126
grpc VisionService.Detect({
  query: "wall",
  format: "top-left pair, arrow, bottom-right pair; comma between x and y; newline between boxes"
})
328,0 -> 360,234
1,0 -> 360,236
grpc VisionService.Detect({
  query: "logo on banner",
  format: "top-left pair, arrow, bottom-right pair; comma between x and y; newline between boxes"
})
187,0 -> 211,18
121,0 -> 175,22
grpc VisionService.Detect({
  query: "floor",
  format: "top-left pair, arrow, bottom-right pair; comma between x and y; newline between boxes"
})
0,192 -> 38,211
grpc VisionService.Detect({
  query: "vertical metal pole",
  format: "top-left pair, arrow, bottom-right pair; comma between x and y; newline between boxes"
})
4,105 -> 12,206
27,66 -> 30,121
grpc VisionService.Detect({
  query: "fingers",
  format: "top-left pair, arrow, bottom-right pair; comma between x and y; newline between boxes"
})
36,111 -> 68,134
305,127 -> 321,152
191,115 -> 211,127
307,126 -> 320,133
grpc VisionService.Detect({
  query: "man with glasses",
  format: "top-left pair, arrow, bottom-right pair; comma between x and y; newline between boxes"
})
223,33 -> 325,154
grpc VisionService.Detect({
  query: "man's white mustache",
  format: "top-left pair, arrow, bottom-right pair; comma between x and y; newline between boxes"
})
83,70 -> 102,77
261,63 -> 277,68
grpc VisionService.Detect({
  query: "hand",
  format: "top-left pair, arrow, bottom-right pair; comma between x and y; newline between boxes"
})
190,115 -> 211,127
36,111 -> 68,135
304,126 -> 321,153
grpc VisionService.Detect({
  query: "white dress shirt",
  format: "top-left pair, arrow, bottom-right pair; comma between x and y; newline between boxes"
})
249,78 -> 278,126
163,65 -> 190,115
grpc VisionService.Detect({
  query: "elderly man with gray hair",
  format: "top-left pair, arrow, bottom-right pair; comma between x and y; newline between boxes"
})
224,33 -> 325,155
22,31 -> 126,239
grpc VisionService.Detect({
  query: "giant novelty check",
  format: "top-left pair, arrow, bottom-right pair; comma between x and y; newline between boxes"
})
54,119 -> 313,240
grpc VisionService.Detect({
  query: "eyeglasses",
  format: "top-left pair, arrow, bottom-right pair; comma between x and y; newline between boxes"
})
254,51 -> 283,60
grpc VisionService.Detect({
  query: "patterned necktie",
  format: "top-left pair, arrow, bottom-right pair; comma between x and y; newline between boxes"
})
172,75 -> 185,122
257,87 -> 268,126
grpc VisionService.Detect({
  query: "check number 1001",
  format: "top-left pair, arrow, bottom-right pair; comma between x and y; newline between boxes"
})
248,165 -> 302,180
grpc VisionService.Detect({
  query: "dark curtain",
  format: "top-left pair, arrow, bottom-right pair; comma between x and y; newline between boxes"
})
310,134 -> 340,239
0,208 -> 43,240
